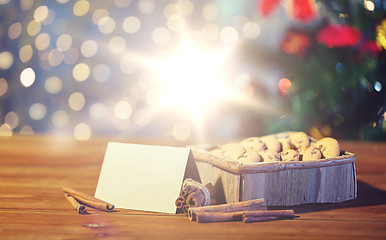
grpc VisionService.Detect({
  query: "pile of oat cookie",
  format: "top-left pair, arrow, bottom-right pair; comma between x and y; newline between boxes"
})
210,132 -> 341,164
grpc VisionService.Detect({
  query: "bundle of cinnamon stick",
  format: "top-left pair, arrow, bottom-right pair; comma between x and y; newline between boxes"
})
188,198 -> 295,223
62,186 -> 114,214
175,182 -> 213,214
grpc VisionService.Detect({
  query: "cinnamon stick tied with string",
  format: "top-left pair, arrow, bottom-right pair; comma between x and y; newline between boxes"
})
64,194 -> 88,214
62,186 -> 114,212
188,198 -> 266,221
186,189 -> 206,208
175,184 -> 198,214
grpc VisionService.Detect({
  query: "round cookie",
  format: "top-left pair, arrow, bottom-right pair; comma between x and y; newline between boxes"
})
302,146 -> 322,161
214,142 -> 246,160
240,137 -> 266,152
260,136 -> 281,153
289,132 -> 310,150
238,149 -> 262,164
315,137 -> 340,158
258,150 -> 281,162
281,149 -> 300,161
276,137 -> 291,152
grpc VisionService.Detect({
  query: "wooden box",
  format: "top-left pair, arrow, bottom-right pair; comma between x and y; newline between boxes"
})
189,134 -> 357,206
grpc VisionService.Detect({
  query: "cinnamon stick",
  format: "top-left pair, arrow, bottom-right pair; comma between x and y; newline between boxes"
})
175,196 -> 185,209
243,210 -> 295,219
62,186 -> 114,212
64,194 -> 88,214
182,205 -> 189,214
188,198 -> 266,221
196,211 -> 243,223
243,216 -> 278,223
195,210 -> 294,223
180,185 -> 197,198
186,190 -> 205,208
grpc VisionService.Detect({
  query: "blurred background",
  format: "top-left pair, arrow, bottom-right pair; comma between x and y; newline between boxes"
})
0,0 -> 385,143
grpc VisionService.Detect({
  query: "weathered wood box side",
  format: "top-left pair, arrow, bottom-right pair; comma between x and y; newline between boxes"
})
191,145 -> 357,206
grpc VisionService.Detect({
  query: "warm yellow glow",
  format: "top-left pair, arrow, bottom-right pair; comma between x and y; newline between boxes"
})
74,123 -> 91,141
0,78 -> 8,96
35,33 -> 50,50
123,16 -> 141,34
143,38 -> 242,124
81,40 -> 98,57
0,51 -> 14,69
29,103 -> 47,120
57,34 -> 72,51
34,5 -> 49,22
72,63 -> 90,81
19,45 -> 33,63
20,67 -> 35,87
45,76 -> 63,94
0,123 -> 12,138
68,92 -> 86,111
52,110 -> 69,128
364,0 -> 375,11
8,22 -> 22,39
73,0 -> 90,17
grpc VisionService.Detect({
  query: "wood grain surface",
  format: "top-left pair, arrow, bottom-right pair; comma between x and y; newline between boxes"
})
0,135 -> 385,239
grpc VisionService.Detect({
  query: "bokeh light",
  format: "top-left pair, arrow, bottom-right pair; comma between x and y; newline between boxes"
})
68,92 -> 86,111
279,78 -> 292,93
0,78 -> 8,96
29,103 -> 47,120
20,68 -> 35,87
0,51 -> 14,69
44,76 -> 63,94
74,123 -> 91,140
0,0 -> 383,142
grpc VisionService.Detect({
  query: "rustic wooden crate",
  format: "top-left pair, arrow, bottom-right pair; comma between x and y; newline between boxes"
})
189,137 -> 357,206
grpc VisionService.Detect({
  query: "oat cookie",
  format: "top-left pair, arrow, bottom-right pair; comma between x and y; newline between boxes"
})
302,146 -> 322,161
289,132 -> 310,150
281,149 -> 300,161
238,149 -> 262,164
240,137 -> 266,152
315,137 -> 340,158
260,136 -> 281,153
211,142 -> 246,160
258,150 -> 281,162
276,137 -> 292,152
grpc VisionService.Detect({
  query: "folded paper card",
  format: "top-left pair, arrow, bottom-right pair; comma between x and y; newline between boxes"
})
95,142 -> 201,214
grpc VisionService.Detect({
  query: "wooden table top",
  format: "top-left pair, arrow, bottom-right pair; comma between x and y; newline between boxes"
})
1,135 -> 385,239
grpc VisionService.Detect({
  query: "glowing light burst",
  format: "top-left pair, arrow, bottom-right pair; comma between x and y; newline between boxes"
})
138,37 -> 246,129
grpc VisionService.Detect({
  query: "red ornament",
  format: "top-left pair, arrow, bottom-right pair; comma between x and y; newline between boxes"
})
280,29 -> 311,57
258,0 -> 280,16
287,0 -> 318,23
258,0 -> 318,23
359,40 -> 381,57
316,24 -> 362,48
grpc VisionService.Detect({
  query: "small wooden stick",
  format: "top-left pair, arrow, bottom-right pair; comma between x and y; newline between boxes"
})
64,194 -> 88,214
243,216 -> 278,223
186,190 -> 205,208
62,186 -> 114,212
243,210 -> 295,219
196,211 -> 243,223
188,198 -> 266,221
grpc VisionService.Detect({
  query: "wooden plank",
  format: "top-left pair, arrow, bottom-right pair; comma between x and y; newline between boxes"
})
0,135 -> 385,240
196,161 -> 240,204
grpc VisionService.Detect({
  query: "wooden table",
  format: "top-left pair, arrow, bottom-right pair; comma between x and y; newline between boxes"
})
1,135 -> 385,239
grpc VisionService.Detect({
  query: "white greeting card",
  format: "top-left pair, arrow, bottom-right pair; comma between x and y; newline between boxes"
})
94,142 -> 200,214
